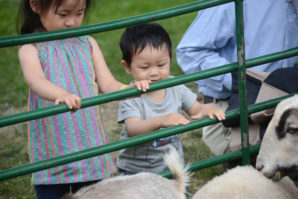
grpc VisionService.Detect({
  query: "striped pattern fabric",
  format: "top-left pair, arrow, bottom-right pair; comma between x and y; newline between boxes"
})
28,36 -> 117,185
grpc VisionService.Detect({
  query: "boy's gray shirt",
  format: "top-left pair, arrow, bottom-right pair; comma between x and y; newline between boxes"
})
117,83 -> 197,173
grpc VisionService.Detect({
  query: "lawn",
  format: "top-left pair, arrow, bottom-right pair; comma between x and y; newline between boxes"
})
0,0 -> 224,198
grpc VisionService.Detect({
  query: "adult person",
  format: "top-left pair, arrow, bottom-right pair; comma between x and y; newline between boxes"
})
176,0 -> 298,156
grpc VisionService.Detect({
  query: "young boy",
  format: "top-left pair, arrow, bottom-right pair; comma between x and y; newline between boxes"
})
117,23 -> 225,175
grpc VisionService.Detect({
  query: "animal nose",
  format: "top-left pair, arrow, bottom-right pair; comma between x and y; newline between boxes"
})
255,159 -> 264,171
256,164 -> 263,171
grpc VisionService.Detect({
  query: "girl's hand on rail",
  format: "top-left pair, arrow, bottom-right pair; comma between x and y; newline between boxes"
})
55,93 -> 82,111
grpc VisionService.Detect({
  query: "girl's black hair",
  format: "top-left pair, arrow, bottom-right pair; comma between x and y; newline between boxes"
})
120,23 -> 172,66
17,0 -> 91,35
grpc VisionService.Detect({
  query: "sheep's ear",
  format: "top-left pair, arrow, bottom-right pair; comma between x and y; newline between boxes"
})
276,108 -> 298,139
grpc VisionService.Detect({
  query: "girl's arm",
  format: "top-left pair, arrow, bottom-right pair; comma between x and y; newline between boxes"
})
186,101 -> 225,121
18,44 -> 81,109
124,113 -> 190,137
89,37 -> 150,93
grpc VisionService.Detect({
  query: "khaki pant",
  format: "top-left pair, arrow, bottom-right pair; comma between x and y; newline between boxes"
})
202,100 -> 231,156
202,100 -> 261,156
202,69 -> 289,156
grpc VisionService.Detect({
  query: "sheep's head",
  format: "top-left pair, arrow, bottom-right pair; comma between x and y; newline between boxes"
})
256,95 -> 298,181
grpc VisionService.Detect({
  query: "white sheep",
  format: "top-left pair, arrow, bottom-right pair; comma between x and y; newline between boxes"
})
192,95 -> 298,199
63,145 -> 190,199
256,95 -> 298,180
192,166 -> 298,199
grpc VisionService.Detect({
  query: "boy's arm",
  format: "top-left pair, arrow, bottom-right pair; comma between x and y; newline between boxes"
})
18,44 -> 81,109
124,113 -> 190,137
186,101 -> 225,121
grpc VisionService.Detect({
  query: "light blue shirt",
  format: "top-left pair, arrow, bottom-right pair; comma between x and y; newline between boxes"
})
176,0 -> 298,99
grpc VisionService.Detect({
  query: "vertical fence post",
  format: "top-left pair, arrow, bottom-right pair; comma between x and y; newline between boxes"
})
235,0 -> 250,165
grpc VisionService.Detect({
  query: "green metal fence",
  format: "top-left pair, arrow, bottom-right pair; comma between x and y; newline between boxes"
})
0,0 -> 298,182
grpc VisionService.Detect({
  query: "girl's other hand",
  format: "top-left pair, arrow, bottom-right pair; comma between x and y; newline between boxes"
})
55,94 -> 81,110
129,80 -> 152,92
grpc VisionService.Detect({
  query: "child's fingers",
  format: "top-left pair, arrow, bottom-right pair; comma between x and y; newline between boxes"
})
135,82 -> 142,91
55,95 -> 81,110
64,98 -> 74,109
163,113 -> 190,127
69,95 -> 81,109
218,110 -> 226,120
220,110 -> 226,120
69,96 -> 81,114
208,113 -> 215,119
134,80 -> 151,92
172,118 -> 189,126
55,98 -> 70,108
142,82 -> 149,92
214,110 -> 226,121
140,81 -> 149,92
55,99 -> 61,105
140,81 -> 147,92
190,113 -> 203,120
190,115 -> 197,120
143,80 -> 151,91
74,95 -> 82,109
179,118 -> 190,125
174,114 -> 190,125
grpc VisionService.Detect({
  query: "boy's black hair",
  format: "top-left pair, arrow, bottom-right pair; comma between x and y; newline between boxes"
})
17,0 -> 91,35
120,23 -> 172,66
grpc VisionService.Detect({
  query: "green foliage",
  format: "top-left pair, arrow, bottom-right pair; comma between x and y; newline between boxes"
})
0,120 -> 33,199
0,0 -> 197,108
0,1 -> 27,108
88,0 -> 197,83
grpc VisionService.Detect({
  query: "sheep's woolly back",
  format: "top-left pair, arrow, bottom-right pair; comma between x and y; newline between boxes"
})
163,146 -> 191,199
64,146 -> 189,199
192,166 -> 298,199
68,172 -> 184,199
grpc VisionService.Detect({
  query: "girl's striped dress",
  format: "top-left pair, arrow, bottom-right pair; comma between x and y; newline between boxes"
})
28,36 -> 117,185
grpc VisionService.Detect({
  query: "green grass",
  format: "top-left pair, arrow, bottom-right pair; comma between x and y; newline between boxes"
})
0,0 -> 198,107
0,0 -> 224,198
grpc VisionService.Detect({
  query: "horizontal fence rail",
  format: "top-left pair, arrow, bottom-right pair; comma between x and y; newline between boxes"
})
0,94 -> 295,182
160,144 -> 260,178
0,46 -> 297,127
0,0 -> 298,185
0,0 -> 234,48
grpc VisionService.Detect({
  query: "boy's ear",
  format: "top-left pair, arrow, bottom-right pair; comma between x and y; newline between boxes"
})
30,0 -> 41,14
121,60 -> 131,74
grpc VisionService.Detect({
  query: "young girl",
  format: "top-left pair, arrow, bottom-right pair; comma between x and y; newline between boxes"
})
17,0 -> 150,198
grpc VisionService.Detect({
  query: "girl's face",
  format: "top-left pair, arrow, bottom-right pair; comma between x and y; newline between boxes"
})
123,44 -> 171,83
33,0 -> 86,31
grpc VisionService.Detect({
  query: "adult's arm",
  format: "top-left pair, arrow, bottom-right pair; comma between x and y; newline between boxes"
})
176,3 -> 235,96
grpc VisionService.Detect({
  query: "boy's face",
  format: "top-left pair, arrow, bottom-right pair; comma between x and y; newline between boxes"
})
122,44 -> 171,83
